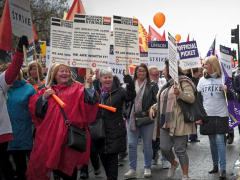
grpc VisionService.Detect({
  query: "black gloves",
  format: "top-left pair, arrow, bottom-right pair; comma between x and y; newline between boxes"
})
123,74 -> 133,84
17,36 -> 29,52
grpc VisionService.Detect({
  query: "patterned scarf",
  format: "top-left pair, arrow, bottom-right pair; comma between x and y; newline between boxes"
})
129,79 -> 147,131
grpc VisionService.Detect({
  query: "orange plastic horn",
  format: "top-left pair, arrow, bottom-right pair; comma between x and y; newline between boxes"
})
52,94 -> 66,108
99,104 -> 117,112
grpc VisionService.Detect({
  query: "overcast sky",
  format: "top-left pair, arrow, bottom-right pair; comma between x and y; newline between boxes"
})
70,0 -> 240,57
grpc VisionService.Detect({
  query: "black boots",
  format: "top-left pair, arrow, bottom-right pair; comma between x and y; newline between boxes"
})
208,165 -> 218,174
80,165 -> 89,179
219,170 -> 226,180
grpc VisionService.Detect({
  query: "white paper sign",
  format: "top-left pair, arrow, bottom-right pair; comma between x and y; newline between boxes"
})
140,52 -> 149,65
219,45 -> 232,78
113,16 -> 140,66
50,18 -> 73,66
72,14 -> 111,68
168,32 -> 179,84
148,41 -> 168,71
9,0 -> 33,40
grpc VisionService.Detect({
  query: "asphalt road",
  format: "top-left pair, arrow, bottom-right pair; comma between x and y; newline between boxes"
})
83,128 -> 240,180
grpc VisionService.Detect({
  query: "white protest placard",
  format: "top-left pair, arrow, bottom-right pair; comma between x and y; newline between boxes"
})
113,15 -> 140,66
72,14 -> 111,68
46,46 -> 51,68
168,32 -> 179,84
177,41 -> 200,70
148,41 -> 168,71
219,45 -> 232,77
9,0 -> 33,41
50,18 -> 73,66
140,52 -> 149,65
109,54 -> 125,83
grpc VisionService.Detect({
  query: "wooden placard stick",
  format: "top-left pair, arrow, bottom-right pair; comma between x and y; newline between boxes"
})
23,45 -> 28,66
85,68 -> 91,88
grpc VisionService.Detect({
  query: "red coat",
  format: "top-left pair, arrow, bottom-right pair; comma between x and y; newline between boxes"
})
27,82 -> 98,180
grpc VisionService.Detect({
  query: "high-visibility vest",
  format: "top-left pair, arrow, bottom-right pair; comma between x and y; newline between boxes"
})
27,80 -> 45,91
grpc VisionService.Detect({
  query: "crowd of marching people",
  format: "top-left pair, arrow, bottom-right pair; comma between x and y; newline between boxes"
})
1,36 -> 240,180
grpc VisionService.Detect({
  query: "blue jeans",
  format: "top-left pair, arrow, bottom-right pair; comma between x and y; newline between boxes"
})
208,134 -> 226,170
126,121 -> 154,170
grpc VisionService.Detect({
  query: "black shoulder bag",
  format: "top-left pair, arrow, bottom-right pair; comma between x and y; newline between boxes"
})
177,82 -> 207,123
59,106 -> 87,152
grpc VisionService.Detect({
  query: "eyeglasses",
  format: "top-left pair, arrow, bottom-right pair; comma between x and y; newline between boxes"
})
137,70 -> 146,73
151,73 -> 159,77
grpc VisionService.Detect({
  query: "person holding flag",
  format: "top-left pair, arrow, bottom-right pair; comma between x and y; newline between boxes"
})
197,56 -> 228,180
0,36 -> 29,180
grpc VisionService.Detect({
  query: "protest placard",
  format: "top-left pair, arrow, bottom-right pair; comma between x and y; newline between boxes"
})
113,15 -> 140,66
72,14 -> 111,68
50,18 -> 73,66
9,0 -> 33,40
140,52 -> 148,65
219,45 -> 232,78
148,41 -> 168,71
168,32 -> 179,84
177,41 -> 200,70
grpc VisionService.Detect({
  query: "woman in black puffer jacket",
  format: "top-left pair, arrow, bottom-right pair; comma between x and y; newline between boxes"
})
91,68 -> 136,180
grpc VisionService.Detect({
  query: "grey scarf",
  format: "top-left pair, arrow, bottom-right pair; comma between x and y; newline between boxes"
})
129,79 -> 147,131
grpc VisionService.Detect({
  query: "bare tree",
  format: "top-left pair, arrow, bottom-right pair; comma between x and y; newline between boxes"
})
30,0 -> 69,41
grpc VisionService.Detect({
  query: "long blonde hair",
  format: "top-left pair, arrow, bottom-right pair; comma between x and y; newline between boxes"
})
204,56 -> 222,78
48,64 -> 74,86
27,61 -> 44,81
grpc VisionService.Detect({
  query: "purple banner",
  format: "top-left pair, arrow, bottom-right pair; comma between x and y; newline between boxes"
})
222,65 -> 240,129
177,41 -> 199,60
148,41 -> 168,49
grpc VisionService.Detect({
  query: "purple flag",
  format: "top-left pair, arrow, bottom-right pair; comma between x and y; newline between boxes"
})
206,39 -> 216,57
222,65 -> 240,129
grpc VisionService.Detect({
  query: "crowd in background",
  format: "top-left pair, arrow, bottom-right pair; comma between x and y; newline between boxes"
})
1,37 -> 240,180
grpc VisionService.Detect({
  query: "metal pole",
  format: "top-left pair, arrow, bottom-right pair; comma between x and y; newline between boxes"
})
238,25 -> 240,67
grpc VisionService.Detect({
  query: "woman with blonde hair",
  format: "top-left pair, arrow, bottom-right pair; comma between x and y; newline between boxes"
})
27,64 -> 99,180
197,56 -> 228,180
27,61 -> 45,91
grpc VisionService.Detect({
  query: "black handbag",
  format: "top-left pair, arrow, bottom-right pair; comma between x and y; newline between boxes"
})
177,83 -> 207,123
60,106 -> 87,152
88,118 -> 105,140
135,111 -> 153,127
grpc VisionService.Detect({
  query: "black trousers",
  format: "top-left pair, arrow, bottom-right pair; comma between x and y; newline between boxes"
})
53,168 -> 78,180
8,150 -> 30,180
152,138 -> 160,159
0,142 -> 15,180
99,153 -> 118,180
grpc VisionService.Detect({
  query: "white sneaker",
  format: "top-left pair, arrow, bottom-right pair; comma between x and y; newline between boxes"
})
182,175 -> 190,180
144,168 -> 152,178
124,169 -> 136,179
167,162 -> 179,178
162,160 -> 170,169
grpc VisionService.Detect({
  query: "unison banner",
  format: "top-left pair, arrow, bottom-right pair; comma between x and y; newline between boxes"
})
148,41 -> 168,71
219,45 -> 232,78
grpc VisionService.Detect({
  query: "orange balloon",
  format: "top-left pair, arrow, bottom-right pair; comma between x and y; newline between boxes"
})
153,12 -> 165,28
175,34 -> 181,42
